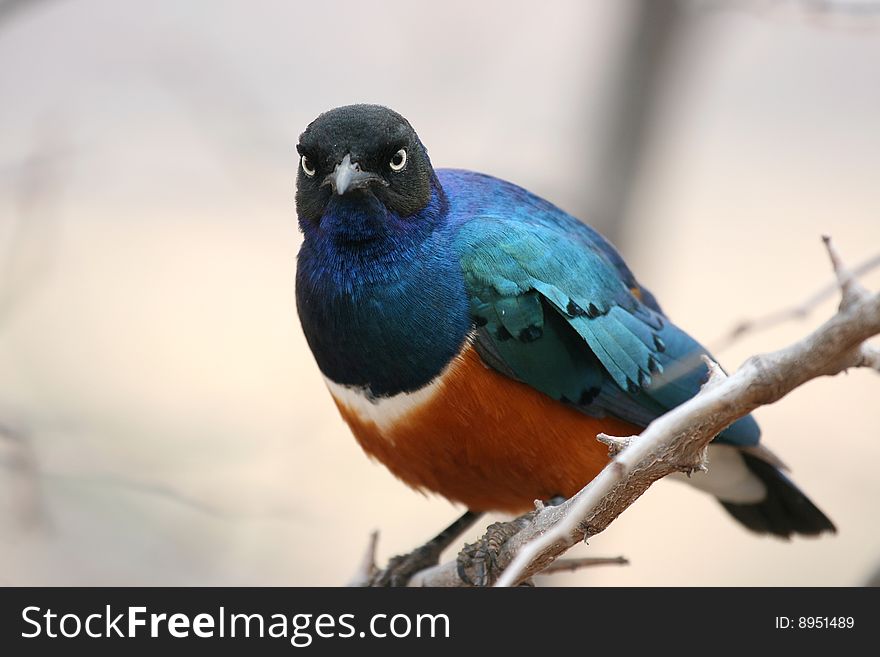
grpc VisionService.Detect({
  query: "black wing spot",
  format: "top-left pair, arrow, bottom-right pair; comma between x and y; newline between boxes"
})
638,370 -> 652,388
626,378 -> 640,395
472,315 -> 488,327
578,387 -> 600,406
586,303 -> 602,318
566,299 -> 587,316
653,334 -> 666,353
495,326 -> 513,341
518,325 -> 543,343
647,355 -> 663,374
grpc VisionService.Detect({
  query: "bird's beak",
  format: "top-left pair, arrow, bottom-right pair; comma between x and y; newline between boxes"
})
322,154 -> 386,195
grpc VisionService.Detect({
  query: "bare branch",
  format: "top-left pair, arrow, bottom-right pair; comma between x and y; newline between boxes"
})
709,249 -> 880,353
823,234 -> 872,307
539,556 -> 629,576
596,432 -> 632,457
855,342 -> 880,372
403,237 -> 879,587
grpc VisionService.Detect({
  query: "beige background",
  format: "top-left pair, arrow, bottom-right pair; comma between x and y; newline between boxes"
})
0,0 -> 878,585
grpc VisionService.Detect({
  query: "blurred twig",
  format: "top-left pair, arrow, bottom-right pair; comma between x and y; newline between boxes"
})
693,0 -> 880,31
347,530 -> 379,587
584,0 -> 685,247
0,417 -> 48,530
710,251 -> 880,353
0,124 -> 69,531
586,0 -> 880,249
0,0 -> 60,30
0,125 -> 67,324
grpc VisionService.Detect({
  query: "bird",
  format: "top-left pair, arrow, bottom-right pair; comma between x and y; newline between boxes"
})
294,104 -> 835,548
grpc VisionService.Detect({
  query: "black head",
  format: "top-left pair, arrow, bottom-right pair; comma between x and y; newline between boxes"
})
295,105 -> 435,222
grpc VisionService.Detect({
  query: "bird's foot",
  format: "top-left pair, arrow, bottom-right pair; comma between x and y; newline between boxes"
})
456,514 -> 538,587
456,496 -> 564,586
369,510 -> 482,587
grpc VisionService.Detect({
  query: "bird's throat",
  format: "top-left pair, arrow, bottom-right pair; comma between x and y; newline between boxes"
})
295,195 -> 471,398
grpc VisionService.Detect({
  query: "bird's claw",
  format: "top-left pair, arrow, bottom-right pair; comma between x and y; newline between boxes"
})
456,519 -> 529,587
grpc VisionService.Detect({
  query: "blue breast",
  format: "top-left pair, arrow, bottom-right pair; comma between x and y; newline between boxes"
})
295,184 -> 472,398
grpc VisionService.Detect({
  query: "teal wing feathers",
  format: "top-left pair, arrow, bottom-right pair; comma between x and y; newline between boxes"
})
454,210 -> 760,447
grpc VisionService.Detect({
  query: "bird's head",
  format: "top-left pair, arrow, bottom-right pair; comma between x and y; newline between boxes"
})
295,104 -> 442,243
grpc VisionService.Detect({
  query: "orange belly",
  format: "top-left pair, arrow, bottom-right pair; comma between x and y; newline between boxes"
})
332,344 -> 641,513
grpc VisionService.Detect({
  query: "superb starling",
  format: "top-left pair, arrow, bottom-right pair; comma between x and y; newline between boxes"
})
295,104 -> 835,538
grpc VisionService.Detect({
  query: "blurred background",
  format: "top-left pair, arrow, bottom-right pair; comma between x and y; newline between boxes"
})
1,0 -> 878,586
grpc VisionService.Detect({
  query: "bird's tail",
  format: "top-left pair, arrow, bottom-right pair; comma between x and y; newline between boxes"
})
718,451 -> 836,539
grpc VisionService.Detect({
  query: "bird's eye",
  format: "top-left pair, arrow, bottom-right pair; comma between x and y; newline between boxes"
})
301,155 -> 316,177
389,148 -> 407,171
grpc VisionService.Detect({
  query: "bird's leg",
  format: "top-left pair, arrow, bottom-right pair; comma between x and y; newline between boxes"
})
370,510 -> 483,587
